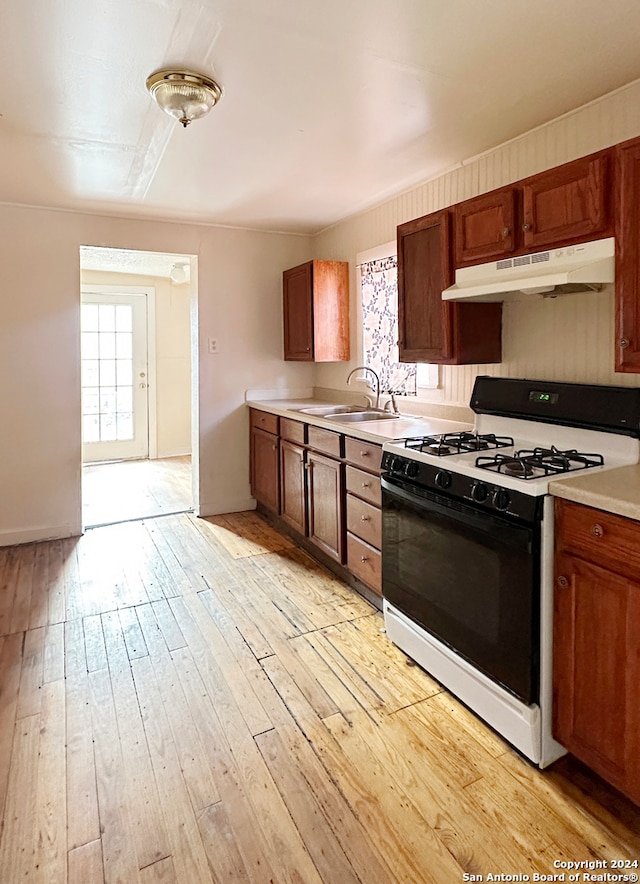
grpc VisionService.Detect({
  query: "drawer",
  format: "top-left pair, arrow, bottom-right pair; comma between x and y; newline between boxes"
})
308,425 -> 343,458
346,495 -> 381,549
345,465 -> 381,507
344,437 -> 382,473
250,409 -> 279,435
280,417 -> 306,445
347,534 -> 382,595
555,498 -> 640,581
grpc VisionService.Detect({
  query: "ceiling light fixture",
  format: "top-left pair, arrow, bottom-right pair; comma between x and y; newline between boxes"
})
170,262 -> 188,284
146,69 -> 222,128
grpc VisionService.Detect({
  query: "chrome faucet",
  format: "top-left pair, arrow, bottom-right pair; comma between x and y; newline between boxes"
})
347,366 -> 380,409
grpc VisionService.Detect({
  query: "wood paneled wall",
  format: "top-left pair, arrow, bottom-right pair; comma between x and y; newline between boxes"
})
314,79 -> 640,404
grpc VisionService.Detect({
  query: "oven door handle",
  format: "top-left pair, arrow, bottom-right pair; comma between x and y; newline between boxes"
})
381,474 -> 537,540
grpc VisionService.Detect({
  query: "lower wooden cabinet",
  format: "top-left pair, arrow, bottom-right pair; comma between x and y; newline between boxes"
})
554,498 -> 640,804
346,533 -> 381,593
250,409 -> 384,596
307,449 -> 344,564
345,440 -> 383,596
249,410 -> 280,513
280,439 -> 307,535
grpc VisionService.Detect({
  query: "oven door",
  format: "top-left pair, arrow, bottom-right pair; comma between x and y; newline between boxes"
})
381,474 -> 541,704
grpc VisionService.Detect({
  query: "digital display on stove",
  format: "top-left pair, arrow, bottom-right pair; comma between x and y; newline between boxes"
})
529,390 -> 559,405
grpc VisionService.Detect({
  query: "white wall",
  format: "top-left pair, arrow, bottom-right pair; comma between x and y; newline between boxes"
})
313,79 -> 640,405
81,269 -> 193,458
0,206 -> 311,545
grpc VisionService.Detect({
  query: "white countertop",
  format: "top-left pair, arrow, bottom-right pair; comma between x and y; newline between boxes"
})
549,464 -> 640,521
247,398 -> 473,444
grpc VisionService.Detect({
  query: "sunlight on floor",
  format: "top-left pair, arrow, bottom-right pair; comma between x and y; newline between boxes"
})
82,456 -> 192,528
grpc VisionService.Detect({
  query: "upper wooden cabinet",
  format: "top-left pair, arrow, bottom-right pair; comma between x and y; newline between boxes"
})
454,187 -> 517,266
615,136 -> 640,372
283,260 -> 350,362
454,151 -> 612,267
397,210 -> 502,365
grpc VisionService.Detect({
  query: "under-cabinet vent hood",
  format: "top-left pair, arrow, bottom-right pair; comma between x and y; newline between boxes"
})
442,237 -> 615,302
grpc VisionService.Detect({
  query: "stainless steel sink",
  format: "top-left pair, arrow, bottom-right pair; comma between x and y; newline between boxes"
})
324,410 -> 400,422
297,404 -> 366,416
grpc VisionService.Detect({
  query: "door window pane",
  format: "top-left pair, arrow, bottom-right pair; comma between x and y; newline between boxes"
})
81,302 -> 138,445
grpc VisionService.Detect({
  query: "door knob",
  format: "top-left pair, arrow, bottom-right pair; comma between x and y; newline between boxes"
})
139,382 -> 147,389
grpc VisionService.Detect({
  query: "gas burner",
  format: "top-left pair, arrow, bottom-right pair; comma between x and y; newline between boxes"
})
476,446 -> 605,479
517,446 -> 605,473
404,432 -> 514,457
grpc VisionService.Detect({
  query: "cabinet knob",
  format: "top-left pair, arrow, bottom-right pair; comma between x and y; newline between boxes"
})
557,575 -> 569,589
522,222 -> 531,231
592,523 -> 604,538
620,337 -> 630,349
360,451 -> 370,457
360,514 -> 370,522
360,555 -> 368,563
361,481 -> 370,489
502,227 -> 510,238
272,444 -> 277,451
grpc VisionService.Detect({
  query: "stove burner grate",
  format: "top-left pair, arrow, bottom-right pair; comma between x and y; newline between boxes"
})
404,431 -> 514,456
476,445 -> 605,479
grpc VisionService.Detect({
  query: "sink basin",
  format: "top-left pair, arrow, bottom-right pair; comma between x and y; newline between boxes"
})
297,404 -> 367,416
325,411 -> 400,423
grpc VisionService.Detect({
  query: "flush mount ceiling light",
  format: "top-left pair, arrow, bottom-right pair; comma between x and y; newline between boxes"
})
146,69 -> 222,128
170,262 -> 188,284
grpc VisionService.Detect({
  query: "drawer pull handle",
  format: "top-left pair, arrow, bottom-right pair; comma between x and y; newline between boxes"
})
592,524 -> 604,538
557,575 -> 569,589
360,555 -> 368,563
360,514 -> 370,522
360,450 -> 369,457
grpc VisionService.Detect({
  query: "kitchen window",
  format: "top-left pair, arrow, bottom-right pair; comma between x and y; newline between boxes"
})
358,247 -> 438,393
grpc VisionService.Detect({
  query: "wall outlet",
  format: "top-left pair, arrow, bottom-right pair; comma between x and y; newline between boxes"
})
208,337 -> 219,354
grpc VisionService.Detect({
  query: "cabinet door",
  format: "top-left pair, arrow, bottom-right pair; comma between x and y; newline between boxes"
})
280,440 -> 307,535
398,210 -> 454,362
454,187 -> 516,266
398,210 -> 502,365
307,450 -> 344,563
615,136 -> 640,372
553,552 -> 640,803
522,153 -> 610,251
283,262 -> 313,360
250,427 -> 280,513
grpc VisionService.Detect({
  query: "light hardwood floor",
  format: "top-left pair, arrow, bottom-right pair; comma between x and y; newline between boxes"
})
82,456 -> 192,528
0,510 -> 638,883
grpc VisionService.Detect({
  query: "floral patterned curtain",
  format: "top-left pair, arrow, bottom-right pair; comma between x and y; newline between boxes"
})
361,256 -> 416,394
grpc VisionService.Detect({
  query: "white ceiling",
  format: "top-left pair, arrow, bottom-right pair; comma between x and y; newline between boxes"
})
4,0 -> 640,235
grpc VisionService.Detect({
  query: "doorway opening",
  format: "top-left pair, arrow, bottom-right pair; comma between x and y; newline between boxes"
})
79,247 -> 197,529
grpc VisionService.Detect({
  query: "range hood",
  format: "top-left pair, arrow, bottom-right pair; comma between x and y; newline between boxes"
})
442,237 -> 615,302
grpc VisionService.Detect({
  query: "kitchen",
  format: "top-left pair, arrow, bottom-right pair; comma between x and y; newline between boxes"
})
2,1 -> 640,881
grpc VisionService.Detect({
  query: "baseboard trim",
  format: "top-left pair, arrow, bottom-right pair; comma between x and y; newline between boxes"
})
0,523 -> 82,548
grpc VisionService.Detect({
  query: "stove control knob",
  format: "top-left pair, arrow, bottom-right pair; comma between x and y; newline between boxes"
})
434,469 -> 452,489
390,456 -> 405,474
406,461 -> 419,478
470,481 -> 489,503
492,488 -> 511,511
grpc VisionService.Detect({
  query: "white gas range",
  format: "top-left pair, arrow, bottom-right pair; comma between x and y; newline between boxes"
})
380,377 -> 640,767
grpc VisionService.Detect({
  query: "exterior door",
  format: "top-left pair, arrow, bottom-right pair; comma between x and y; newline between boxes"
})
81,292 -> 149,462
